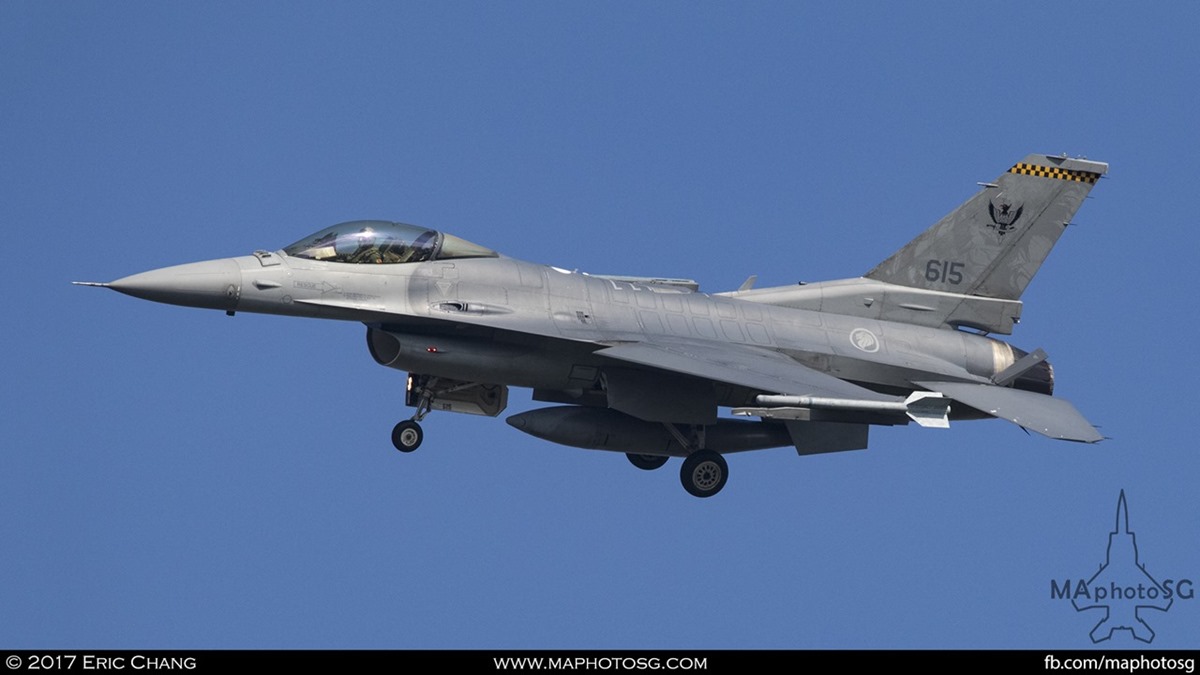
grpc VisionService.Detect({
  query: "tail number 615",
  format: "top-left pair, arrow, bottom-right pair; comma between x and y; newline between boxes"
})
925,260 -> 964,285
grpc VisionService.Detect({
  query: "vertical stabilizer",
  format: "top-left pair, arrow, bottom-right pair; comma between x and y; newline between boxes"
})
866,154 -> 1107,300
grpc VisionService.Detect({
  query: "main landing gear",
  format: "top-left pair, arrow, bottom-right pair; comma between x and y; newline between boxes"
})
679,450 -> 728,498
393,374 -> 729,497
630,424 -> 729,498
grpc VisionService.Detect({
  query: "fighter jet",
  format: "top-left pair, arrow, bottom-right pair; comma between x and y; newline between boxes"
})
77,153 -> 1106,497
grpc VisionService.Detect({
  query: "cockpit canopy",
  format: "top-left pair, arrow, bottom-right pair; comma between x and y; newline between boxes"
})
283,220 -> 498,264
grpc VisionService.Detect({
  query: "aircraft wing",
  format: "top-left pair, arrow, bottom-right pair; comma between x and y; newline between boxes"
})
915,381 -> 1102,443
597,340 -> 895,402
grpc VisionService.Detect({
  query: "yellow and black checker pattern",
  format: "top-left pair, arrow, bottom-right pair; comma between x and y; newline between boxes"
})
1008,162 -> 1101,184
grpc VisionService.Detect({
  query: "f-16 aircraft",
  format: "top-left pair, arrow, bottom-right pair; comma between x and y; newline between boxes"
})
77,153 -> 1106,497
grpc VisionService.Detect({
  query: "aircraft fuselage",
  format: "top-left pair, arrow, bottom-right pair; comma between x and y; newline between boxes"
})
136,252 -> 1031,405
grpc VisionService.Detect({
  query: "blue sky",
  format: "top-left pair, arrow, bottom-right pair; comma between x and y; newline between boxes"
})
3,2 -> 1198,648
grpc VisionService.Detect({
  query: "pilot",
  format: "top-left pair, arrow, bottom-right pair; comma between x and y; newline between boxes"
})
346,229 -> 383,263
379,242 -> 407,264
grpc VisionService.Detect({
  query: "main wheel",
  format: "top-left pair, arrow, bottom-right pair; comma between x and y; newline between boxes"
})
679,450 -> 728,498
626,453 -> 669,471
392,420 -> 423,453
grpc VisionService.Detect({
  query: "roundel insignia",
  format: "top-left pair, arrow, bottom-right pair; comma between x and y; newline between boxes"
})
849,328 -> 880,353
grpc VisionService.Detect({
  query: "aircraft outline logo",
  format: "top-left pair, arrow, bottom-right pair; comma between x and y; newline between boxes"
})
1067,491 -> 1175,643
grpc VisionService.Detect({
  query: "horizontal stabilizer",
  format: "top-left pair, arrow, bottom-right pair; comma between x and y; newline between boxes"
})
916,381 -> 1102,443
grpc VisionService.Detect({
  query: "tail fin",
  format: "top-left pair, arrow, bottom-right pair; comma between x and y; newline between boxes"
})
866,154 -> 1107,300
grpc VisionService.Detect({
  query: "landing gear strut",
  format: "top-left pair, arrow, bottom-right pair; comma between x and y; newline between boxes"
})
391,374 -> 437,453
389,374 -> 509,455
661,423 -> 729,497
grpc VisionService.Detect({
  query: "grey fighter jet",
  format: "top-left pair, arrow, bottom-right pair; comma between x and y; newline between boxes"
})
77,153 -> 1107,497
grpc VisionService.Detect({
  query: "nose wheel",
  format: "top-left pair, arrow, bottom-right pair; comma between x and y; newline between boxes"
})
392,420 -> 424,452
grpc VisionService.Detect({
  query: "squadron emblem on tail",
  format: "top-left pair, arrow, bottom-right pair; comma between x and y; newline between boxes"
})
987,199 -> 1024,236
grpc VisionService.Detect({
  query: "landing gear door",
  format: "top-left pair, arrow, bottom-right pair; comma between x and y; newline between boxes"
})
406,374 -> 508,417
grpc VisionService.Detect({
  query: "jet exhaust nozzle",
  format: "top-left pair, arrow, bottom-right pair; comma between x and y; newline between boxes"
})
1007,347 -> 1054,396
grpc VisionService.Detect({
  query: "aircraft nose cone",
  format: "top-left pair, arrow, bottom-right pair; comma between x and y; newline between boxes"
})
108,258 -> 242,311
